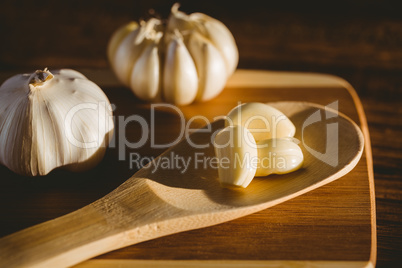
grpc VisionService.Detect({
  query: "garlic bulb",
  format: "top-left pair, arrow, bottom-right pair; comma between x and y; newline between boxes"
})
108,3 -> 238,105
0,69 -> 114,176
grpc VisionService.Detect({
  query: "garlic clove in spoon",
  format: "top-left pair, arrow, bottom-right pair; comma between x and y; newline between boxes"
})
213,125 -> 258,188
0,68 -> 114,176
226,102 -> 296,142
214,127 -> 304,188
215,102 -> 303,188
255,138 -> 304,177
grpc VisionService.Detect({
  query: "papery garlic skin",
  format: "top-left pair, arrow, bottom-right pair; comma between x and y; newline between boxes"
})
167,3 -> 238,77
130,30 -> 162,101
163,31 -> 199,105
0,69 -> 114,176
112,20 -> 158,87
214,126 -> 258,188
107,21 -> 139,71
108,3 -> 238,105
226,102 -> 296,142
188,31 -> 227,101
255,138 -> 304,177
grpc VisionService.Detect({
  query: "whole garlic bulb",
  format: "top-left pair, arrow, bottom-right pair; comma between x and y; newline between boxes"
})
0,69 -> 114,176
108,3 -> 238,105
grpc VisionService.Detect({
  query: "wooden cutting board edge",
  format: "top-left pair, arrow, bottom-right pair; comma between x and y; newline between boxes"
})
48,69 -> 376,268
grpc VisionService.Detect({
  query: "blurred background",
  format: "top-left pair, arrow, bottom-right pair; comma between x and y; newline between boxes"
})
0,0 -> 401,266
0,0 -> 401,100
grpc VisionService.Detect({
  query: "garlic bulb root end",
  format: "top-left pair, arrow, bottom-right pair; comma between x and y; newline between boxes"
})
29,68 -> 54,88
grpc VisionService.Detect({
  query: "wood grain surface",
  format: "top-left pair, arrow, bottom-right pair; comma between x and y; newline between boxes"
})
0,70 -> 375,267
0,1 -> 401,267
0,94 -> 367,267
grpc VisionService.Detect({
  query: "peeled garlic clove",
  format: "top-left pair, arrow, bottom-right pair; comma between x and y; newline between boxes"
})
187,31 -> 227,101
214,125 -> 258,188
255,138 -> 304,177
163,32 -> 198,105
226,102 -> 296,142
130,33 -> 162,101
0,69 -> 114,176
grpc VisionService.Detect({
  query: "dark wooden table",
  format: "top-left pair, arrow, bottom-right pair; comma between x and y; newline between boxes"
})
0,1 -> 401,267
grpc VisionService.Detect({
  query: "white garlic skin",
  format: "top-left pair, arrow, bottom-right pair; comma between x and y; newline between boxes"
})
214,125 -> 258,188
225,102 -> 296,142
108,3 -> 238,105
168,6 -> 238,76
163,32 -> 199,105
255,138 -> 304,177
0,69 -> 114,176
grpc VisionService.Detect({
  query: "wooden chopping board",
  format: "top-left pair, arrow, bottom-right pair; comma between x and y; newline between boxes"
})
0,69 -> 376,267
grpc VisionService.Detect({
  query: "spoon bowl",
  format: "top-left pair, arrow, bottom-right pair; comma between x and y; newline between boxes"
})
0,101 -> 364,268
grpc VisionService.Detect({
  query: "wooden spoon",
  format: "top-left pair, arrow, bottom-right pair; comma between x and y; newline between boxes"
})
0,101 -> 364,268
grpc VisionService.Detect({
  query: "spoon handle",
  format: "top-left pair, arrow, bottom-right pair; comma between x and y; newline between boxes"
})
0,177 -> 176,268
0,202 -> 123,267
